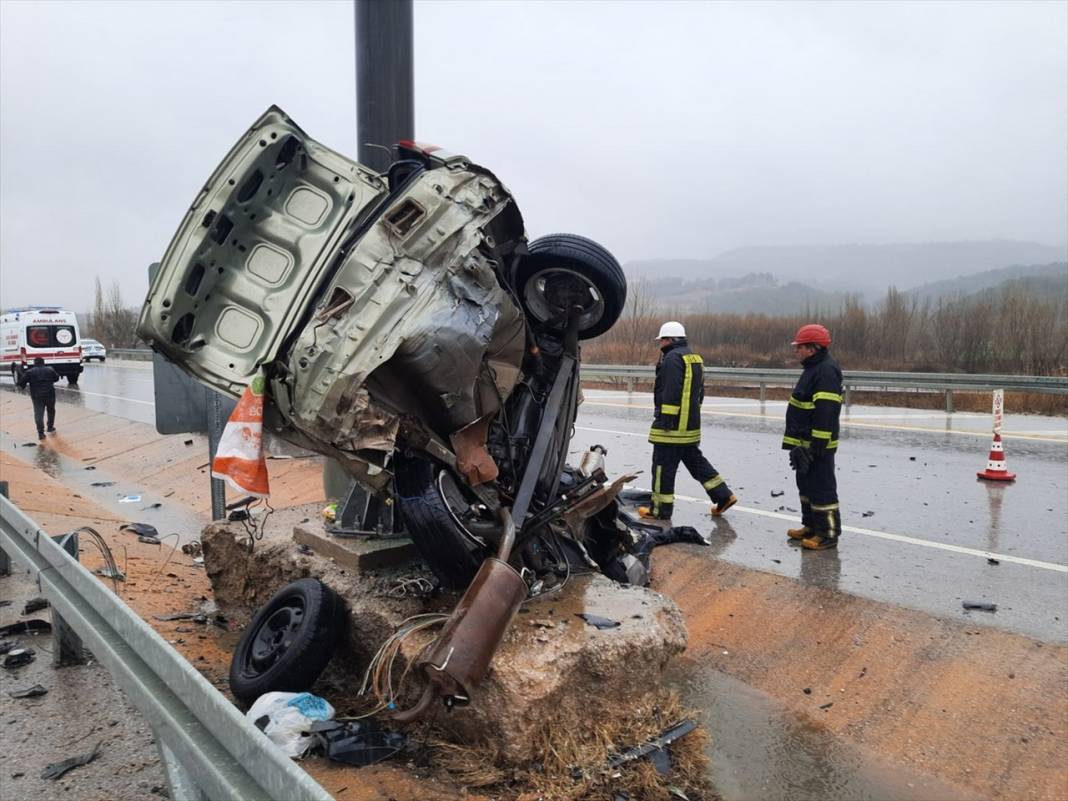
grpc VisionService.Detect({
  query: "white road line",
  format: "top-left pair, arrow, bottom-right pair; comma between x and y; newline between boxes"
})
582,401 -> 1067,442
57,388 -> 155,406
666,492 -> 1068,574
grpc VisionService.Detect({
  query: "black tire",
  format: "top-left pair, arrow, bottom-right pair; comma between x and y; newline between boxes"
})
516,233 -> 626,340
229,578 -> 343,704
394,453 -> 491,589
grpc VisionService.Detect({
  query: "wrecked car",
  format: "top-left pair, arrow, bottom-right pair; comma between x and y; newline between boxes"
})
138,106 -> 641,591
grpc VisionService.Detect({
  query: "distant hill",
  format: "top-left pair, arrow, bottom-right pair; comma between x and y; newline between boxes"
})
642,272 -> 849,314
905,262 -> 1067,303
625,240 -> 1068,293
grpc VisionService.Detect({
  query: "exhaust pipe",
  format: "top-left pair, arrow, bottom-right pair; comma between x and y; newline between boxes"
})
393,508 -> 527,722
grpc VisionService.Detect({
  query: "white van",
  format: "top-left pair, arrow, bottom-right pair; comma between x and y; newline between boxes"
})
1,306 -> 84,384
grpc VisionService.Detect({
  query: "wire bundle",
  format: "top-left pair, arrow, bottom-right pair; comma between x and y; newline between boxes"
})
350,613 -> 448,719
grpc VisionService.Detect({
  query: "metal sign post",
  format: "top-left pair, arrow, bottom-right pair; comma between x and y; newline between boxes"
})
354,0 -> 414,171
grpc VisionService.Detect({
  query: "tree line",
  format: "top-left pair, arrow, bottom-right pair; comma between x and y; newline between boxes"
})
586,281 -> 1068,376
83,277 -> 141,348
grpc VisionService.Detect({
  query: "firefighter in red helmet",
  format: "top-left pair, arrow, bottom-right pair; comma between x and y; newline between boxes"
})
783,324 -> 843,549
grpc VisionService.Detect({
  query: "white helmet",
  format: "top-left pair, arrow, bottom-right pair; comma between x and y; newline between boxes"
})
656,321 -> 686,339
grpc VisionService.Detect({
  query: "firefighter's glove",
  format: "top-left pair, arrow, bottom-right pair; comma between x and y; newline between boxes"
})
789,446 -> 813,475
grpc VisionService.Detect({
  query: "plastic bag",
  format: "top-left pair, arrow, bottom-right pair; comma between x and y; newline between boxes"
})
245,692 -> 335,758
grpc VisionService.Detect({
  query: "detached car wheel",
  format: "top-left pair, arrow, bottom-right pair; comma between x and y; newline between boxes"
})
229,578 -> 343,704
517,233 -> 626,340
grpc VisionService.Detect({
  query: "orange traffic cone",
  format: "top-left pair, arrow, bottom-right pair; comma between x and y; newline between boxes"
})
977,432 -> 1016,482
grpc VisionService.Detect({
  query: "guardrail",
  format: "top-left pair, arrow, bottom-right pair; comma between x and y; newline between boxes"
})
108,348 -> 154,361
581,364 -> 1068,413
0,494 -> 334,801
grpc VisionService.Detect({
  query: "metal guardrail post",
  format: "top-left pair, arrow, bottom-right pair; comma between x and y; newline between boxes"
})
158,741 -> 210,801
946,389 -> 954,414
207,393 -> 227,521
0,480 -> 8,576
759,382 -> 766,407
51,530 -> 87,667
626,377 -> 634,393
844,385 -> 852,408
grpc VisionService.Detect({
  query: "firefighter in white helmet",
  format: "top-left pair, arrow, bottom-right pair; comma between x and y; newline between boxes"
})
639,321 -> 738,520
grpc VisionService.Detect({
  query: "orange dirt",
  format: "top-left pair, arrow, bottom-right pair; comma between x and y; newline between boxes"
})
651,547 -> 1068,800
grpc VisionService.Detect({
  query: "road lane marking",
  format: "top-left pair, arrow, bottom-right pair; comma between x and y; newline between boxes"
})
576,423 -> 1068,573
665,493 -> 1068,574
581,401 -> 1067,442
56,388 -> 155,406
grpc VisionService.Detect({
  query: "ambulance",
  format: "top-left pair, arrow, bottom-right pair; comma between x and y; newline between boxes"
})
1,306 -> 84,384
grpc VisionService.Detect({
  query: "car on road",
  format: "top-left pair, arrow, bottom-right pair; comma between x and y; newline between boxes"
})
81,338 -> 107,362
138,106 -> 630,589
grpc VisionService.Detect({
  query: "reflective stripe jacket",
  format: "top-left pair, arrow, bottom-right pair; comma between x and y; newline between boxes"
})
782,348 -> 842,454
649,340 -> 704,445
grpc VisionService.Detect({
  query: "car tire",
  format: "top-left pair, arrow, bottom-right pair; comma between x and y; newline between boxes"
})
516,233 -> 626,340
229,578 -> 344,705
394,453 -> 490,589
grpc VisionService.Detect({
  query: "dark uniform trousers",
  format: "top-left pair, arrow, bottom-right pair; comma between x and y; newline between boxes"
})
651,443 -> 731,519
796,451 -> 840,538
32,397 -> 56,436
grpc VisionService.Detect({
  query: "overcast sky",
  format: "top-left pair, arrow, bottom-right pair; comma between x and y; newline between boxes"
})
1,0 -> 1065,311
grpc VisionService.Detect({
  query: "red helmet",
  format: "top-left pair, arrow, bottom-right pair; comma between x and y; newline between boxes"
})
791,323 -> 831,347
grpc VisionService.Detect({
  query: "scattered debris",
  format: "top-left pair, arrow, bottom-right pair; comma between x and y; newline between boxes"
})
0,600 -> 10,608
770,490 -> 785,497
22,597 -> 48,614
40,741 -> 102,781
3,649 -> 36,669
577,613 -> 621,630
296,543 -> 313,555
181,541 -> 202,558
184,439 -> 194,446
8,684 -> 48,699
607,719 -> 698,769
94,567 -> 125,581
858,667 -> 867,678
312,719 -> 407,767
803,687 -> 812,695
22,442 -> 38,447
139,536 -> 162,545
84,465 -> 96,470
963,601 -> 997,612
89,481 -> 116,487
120,522 -> 160,538
771,558 -> 781,564
987,557 -> 1000,566
142,503 -> 163,511
154,611 -> 207,623
862,511 -> 875,518
0,640 -> 15,654
0,619 -> 52,637
118,495 -> 142,504
247,692 -> 335,758
819,702 -> 834,710
909,456 -> 916,461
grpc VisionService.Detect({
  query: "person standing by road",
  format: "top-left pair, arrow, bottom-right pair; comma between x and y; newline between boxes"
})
16,357 -> 60,440
783,324 -> 843,550
639,321 -> 738,521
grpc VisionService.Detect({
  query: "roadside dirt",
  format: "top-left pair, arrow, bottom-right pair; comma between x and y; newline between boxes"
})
5,395 -> 1067,800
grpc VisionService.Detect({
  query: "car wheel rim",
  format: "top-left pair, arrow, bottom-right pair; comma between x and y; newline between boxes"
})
522,267 -> 606,332
247,600 -> 304,673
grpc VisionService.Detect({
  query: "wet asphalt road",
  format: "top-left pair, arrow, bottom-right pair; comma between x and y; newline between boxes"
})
3,363 -> 1067,642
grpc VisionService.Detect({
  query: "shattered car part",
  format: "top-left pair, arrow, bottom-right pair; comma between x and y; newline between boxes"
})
3,649 -> 36,669
137,106 -> 627,589
311,720 -> 406,767
607,719 -> 698,769
40,741 -> 102,780
393,509 -> 527,722
8,683 -> 48,699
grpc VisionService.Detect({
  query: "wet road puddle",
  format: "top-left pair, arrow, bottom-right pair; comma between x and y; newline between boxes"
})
669,661 -> 979,801
0,431 -> 205,545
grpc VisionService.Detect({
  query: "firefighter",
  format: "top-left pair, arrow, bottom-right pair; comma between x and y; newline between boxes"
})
16,356 -> 60,440
639,321 -> 738,521
783,324 -> 843,550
